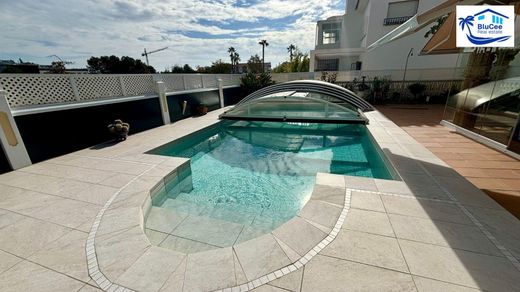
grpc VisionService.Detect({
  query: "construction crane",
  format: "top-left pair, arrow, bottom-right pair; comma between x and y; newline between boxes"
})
47,55 -> 74,65
141,47 -> 168,66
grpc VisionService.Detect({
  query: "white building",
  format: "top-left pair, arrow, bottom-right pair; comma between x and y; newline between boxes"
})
309,0 -> 464,77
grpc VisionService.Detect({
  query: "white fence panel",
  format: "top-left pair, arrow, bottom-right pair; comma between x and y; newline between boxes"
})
0,75 -> 76,107
121,75 -> 155,96
75,75 -> 123,100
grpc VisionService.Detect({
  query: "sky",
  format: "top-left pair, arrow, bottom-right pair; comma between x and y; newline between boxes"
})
0,0 -> 345,71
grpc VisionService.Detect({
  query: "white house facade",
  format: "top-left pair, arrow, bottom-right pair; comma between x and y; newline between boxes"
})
309,0 -> 465,77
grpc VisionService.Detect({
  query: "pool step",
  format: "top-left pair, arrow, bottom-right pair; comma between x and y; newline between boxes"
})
161,196 -> 208,216
161,196 -> 258,225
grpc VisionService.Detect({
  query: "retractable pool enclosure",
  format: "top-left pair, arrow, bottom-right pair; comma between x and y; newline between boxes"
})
220,80 -> 374,124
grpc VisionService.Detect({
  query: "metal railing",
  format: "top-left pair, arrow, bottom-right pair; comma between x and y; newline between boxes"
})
383,16 -> 413,26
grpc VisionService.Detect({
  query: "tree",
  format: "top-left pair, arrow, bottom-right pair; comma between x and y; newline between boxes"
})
87,55 -> 155,73
240,72 -> 275,97
231,52 -> 240,73
258,39 -> 269,73
49,61 -> 66,74
228,47 -> 236,73
210,59 -> 232,73
424,15 -> 448,38
272,49 -> 310,73
247,55 -> 263,74
287,44 -> 296,61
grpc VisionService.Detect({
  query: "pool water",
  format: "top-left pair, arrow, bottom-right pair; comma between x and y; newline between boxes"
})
149,121 -> 394,243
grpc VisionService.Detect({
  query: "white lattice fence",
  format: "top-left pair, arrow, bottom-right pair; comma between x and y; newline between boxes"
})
202,75 -> 218,88
162,75 -> 185,92
74,75 -> 123,100
121,75 -> 155,96
0,75 -> 76,107
184,75 -> 203,90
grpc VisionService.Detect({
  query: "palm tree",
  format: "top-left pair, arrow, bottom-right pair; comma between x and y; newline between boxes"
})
258,39 -> 269,73
458,16 -> 474,36
232,52 -> 240,73
287,44 -> 296,61
228,47 -> 236,73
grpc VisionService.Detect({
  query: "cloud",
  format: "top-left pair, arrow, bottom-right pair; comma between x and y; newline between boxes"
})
0,0 -> 345,70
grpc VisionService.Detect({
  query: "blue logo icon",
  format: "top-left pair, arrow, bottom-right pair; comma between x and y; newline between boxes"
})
458,8 -> 511,45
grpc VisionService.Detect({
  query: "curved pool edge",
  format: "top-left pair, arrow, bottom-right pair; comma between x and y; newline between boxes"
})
88,151 -> 363,291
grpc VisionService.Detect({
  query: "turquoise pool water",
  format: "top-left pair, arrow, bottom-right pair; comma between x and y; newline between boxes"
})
150,120 -> 393,235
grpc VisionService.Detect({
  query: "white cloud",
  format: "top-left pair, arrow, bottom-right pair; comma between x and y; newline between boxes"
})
0,0 -> 345,70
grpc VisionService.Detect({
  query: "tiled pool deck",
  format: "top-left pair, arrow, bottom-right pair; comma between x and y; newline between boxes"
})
0,107 -> 519,291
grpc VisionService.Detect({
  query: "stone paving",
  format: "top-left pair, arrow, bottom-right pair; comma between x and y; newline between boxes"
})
0,108 -> 519,291
377,104 -> 520,219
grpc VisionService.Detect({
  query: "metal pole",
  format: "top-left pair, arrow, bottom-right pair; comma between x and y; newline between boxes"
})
143,48 -> 149,66
401,48 -> 413,102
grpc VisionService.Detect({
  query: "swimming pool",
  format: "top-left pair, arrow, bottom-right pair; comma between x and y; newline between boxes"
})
147,120 -> 394,248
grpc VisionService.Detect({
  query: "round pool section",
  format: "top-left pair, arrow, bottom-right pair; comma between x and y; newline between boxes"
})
144,121 -> 394,253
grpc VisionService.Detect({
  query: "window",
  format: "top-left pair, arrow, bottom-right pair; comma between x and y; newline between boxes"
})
386,0 -> 418,18
384,0 -> 418,25
316,59 -> 339,71
322,22 -> 341,45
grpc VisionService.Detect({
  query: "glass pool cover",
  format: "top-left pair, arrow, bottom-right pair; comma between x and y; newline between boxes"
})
147,121 -> 394,249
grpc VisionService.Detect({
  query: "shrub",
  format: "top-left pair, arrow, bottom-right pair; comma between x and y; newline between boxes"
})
407,83 -> 427,100
240,72 -> 275,98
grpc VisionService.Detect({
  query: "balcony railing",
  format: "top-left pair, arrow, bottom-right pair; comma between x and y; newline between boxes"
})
383,16 -> 413,26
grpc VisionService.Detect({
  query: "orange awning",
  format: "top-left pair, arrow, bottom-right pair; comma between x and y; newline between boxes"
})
420,13 -> 461,55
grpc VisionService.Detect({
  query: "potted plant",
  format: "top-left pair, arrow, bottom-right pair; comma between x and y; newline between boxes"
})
195,102 -> 208,116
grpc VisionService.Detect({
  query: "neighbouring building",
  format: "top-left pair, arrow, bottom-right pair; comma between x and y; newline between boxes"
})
236,62 -> 271,74
309,0 -> 464,75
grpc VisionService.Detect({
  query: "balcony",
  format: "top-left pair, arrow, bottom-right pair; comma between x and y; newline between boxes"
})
383,16 -> 412,26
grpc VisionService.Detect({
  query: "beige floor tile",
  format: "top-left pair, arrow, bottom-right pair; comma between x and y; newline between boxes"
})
0,217 -> 71,258
37,178 -> 118,206
309,184 -> 345,206
171,215 -> 243,247
234,233 -> 291,281
145,228 -> 168,245
184,247 -> 236,291
381,195 -> 472,225
342,208 -> 395,237
29,229 -> 89,282
272,216 -> 326,255
21,163 -> 116,184
345,176 -> 378,191
322,229 -> 408,272
315,173 -> 345,188
269,268 -> 303,291
351,191 -> 385,212
374,179 -> 413,195
389,214 -> 501,256
301,255 -> 416,292
413,276 -> 482,292
0,260 -> 84,292
98,173 -> 136,188
29,198 -> 100,229
145,207 -> 188,234
117,247 -> 186,292
96,206 -> 141,236
78,284 -> 103,291
159,235 -> 219,253
399,239 -> 520,291
465,206 -> 520,260
252,284 -> 290,291
0,250 -> 22,274
158,256 -> 186,292
0,209 -> 26,230
299,200 -> 342,228
95,226 -> 151,280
